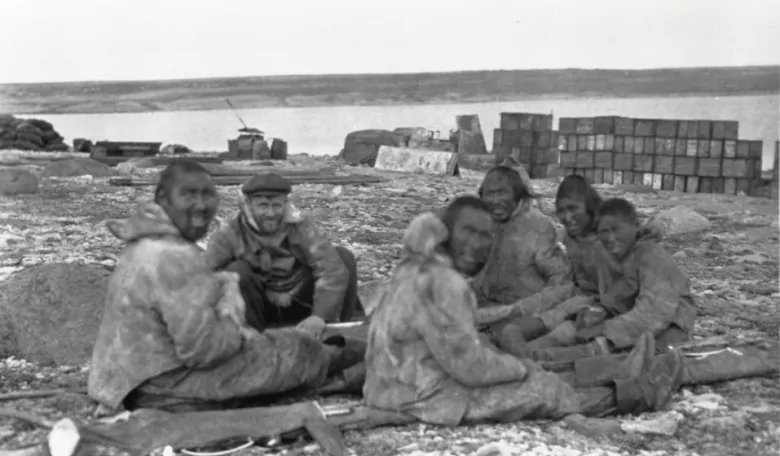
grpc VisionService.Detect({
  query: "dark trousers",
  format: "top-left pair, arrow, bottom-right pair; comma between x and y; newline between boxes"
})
226,247 -> 363,332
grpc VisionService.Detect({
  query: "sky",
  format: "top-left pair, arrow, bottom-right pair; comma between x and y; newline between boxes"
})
0,0 -> 778,84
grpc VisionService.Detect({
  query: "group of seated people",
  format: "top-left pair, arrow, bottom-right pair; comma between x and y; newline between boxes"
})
87,158 -> 761,425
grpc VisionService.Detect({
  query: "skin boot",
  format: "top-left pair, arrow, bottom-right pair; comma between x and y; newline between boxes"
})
571,332 -> 656,387
614,348 -> 684,414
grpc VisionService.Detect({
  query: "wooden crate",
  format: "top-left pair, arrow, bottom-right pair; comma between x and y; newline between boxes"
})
654,155 -> 675,174
724,178 -> 737,195
723,140 -> 737,158
560,151 -> 577,167
686,140 -> 698,157
654,138 -> 667,155
593,168 -> 605,184
721,159 -> 752,178
625,136 -> 635,153
711,177 -> 725,194
686,176 -> 700,193
563,167 -> 576,176
633,154 -> 654,172
534,131 -> 555,148
500,114 -> 519,130
748,141 -> 763,160
594,116 -> 617,134
635,172 -> 647,185
576,151 -> 595,168
678,120 -> 691,138
613,153 -> 634,171
623,171 -> 635,183
493,129 -> 503,147
634,136 -> 646,154
533,114 -> 554,131
595,151 -> 614,168
675,139 -> 687,156
644,137 -> 655,155
587,135 -> 596,151
558,134 -> 567,151
662,174 -> 675,190
664,138 -> 676,155
724,121 -> 739,140
699,177 -> 713,193
605,134 -> 615,151
651,173 -> 663,190
577,135 -> 589,150
559,118 -> 577,134
510,147 -> 533,163
674,176 -> 687,192
696,140 -> 710,157
576,118 -> 595,134
493,144 -> 509,162
656,120 -> 678,138
751,159 -> 761,180
709,140 -> 723,158
674,157 -> 697,175
736,140 -> 750,159
502,130 -> 534,147
634,119 -> 656,137
698,158 -> 722,177
538,148 -> 560,165
595,134 -> 607,151
603,168 -> 614,184
615,117 -> 634,136
697,120 -> 712,139
518,113 -> 535,130
735,179 -> 751,195
614,136 -> 625,153
583,168 -> 595,183
613,170 -> 624,185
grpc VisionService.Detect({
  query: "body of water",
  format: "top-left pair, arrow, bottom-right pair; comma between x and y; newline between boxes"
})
34,94 -> 779,169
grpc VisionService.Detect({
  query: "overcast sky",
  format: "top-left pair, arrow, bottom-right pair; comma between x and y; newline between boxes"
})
1,0 -> 778,83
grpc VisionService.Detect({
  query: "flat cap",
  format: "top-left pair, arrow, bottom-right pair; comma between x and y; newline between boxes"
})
242,173 -> 292,196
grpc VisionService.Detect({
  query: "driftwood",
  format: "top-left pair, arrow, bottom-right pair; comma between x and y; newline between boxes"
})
0,388 -> 87,402
109,174 -> 384,187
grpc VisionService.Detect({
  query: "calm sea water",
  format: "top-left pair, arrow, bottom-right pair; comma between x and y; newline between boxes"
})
33,94 -> 779,169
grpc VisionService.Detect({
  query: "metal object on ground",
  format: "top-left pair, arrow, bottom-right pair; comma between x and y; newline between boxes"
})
180,438 -> 255,456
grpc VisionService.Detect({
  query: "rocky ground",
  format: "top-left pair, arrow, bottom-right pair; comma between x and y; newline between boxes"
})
0,153 -> 778,456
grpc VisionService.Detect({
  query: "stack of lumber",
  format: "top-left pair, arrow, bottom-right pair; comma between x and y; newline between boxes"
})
492,112 -> 561,178
109,166 -> 384,187
0,115 -> 69,151
558,116 -> 769,197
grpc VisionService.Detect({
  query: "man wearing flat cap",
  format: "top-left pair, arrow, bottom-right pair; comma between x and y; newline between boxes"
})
204,173 -> 362,340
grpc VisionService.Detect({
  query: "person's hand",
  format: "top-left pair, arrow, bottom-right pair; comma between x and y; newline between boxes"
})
575,323 -> 604,344
296,315 -> 326,339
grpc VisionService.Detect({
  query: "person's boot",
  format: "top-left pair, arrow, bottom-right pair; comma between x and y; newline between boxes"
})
572,332 -> 655,387
322,335 -> 366,376
614,348 -> 684,415
317,362 -> 367,395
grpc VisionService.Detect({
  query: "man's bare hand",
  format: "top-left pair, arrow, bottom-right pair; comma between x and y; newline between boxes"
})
296,315 -> 326,339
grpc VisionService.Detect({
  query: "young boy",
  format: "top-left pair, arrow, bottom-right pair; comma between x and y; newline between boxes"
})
529,197 -> 697,361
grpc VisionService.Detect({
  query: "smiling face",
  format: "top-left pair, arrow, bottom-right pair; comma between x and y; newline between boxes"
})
556,196 -> 593,238
447,206 -> 495,276
480,172 -> 517,223
157,170 -> 218,242
248,194 -> 288,234
597,213 -> 639,260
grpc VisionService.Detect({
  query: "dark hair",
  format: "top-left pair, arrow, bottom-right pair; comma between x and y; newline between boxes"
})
597,198 -> 638,223
556,175 -> 603,219
440,195 -> 492,234
154,159 -> 211,203
478,166 -> 538,202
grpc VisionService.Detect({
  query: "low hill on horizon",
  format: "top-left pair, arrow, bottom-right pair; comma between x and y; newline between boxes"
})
1,65 -> 777,115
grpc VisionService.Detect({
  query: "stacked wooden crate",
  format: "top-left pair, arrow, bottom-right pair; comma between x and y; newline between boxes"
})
492,112 -> 561,178
558,116 -> 767,196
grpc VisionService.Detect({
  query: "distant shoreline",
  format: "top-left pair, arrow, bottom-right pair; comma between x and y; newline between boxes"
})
2,66 -> 777,115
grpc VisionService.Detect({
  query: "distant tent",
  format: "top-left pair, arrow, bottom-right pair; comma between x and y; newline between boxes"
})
339,129 -> 403,166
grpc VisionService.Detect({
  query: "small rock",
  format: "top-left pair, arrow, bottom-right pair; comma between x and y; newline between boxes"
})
475,441 -> 513,456
331,185 -> 343,197
735,252 -> 771,265
700,411 -> 748,430
0,168 -> 38,195
672,251 -> 687,259
116,157 -> 159,174
621,411 -> 683,436
42,157 -> 114,178
648,205 -> 712,236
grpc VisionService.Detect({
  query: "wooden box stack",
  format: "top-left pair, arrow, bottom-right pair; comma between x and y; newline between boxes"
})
493,112 -> 561,178
557,116 -> 769,197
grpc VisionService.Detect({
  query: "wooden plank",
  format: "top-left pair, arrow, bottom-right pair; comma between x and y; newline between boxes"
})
576,151 -> 595,168
560,151 -> 577,167
656,120 -> 678,138
654,155 -> 675,174
613,170 -> 624,185
711,177 -> 725,194
559,118 -> 577,134
634,119 -> 656,137
724,121 -> 739,140
724,178 -> 737,195
699,177 -> 713,193
721,159 -> 752,178
595,151 -> 613,168
736,140 -> 750,158
576,118 -> 595,134
674,175 -> 687,192
674,157 -> 697,175
603,168 -> 614,184
615,117 -> 634,136
686,176 -> 700,193
633,154 -> 654,172
698,158 -> 722,177
374,146 -> 459,176
696,140 -> 710,157
709,140 -> 723,158
697,120 -> 712,139
613,153 -> 634,171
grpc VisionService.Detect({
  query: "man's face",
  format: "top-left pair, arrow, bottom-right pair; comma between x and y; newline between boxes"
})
556,196 -> 591,238
480,173 -> 517,223
248,194 -> 287,234
448,207 -> 495,276
158,171 -> 218,242
597,214 -> 639,260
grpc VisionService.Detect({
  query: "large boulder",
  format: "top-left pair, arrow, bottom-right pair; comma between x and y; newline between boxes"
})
42,157 -> 114,178
0,168 -> 38,195
648,205 -> 712,236
0,263 -> 109,366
